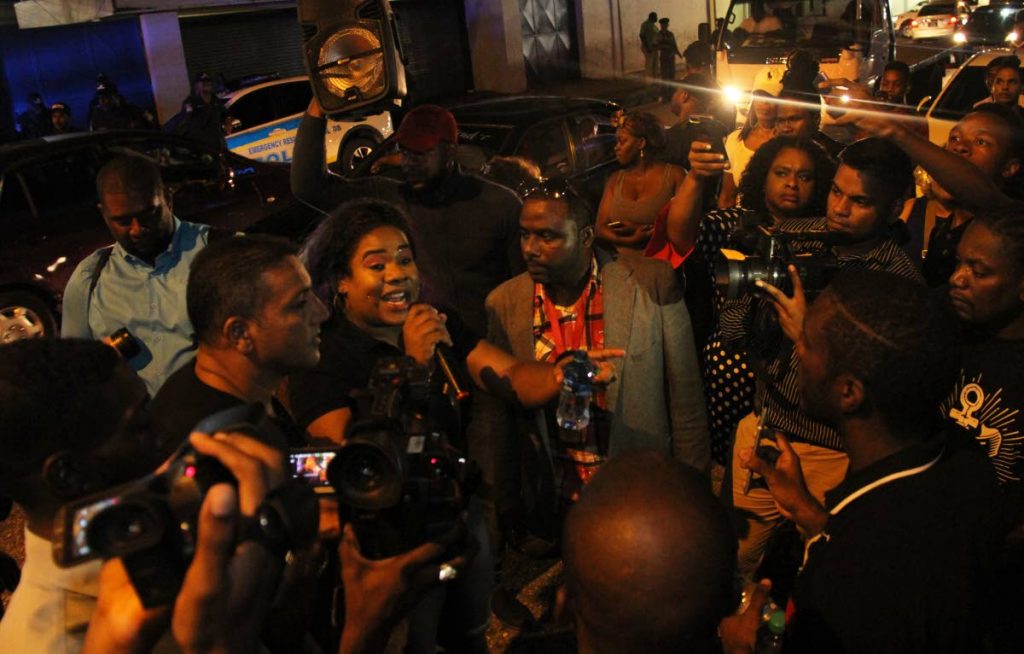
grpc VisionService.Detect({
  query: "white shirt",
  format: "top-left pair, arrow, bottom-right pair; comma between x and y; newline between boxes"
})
0,528 -> 100,654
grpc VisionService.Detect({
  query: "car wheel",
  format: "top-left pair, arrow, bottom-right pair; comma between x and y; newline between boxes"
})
340,135 -> 380,173
0,291 -> 56,343
900,22 -> 913,38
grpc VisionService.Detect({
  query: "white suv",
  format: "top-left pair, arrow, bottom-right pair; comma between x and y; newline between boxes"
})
221,76 -> 393,171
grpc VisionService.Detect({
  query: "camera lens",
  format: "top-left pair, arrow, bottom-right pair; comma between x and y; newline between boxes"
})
344,451 -> 387,494
330,442 -> 402,510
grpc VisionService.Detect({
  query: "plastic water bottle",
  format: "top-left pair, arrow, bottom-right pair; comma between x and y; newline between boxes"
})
738,587 -> 786,654
555,351 -> 598,431
756,609 -> 786,653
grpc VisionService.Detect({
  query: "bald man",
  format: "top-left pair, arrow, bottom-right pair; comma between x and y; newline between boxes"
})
557,451 -> 736,653
62,155 -> 215,395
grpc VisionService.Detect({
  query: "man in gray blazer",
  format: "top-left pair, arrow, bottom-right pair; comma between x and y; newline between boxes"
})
486,180 -> 710,519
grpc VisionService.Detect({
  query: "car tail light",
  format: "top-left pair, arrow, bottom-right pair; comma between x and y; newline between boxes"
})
911,19 -> 919,27
949,16 -> 958,24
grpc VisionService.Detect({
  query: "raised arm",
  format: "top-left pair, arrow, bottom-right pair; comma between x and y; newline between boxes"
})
291,100 -> 344,212
666,141 -> 729,254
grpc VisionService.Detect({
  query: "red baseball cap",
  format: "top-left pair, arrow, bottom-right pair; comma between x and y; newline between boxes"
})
396,104 -> 458,153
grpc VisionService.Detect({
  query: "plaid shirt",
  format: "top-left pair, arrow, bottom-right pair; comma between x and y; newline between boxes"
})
532,257 -> 608,508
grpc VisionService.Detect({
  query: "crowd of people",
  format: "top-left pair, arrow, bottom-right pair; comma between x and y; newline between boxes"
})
1,35 -> 1023,654
11,71 -> 229,147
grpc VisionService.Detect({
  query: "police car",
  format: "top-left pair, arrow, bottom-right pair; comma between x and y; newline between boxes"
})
221,76 -> 393,171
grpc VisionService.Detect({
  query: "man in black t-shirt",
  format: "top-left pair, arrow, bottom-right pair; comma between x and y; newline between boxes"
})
149,234 -> 328,450
737,271 -> 1006,653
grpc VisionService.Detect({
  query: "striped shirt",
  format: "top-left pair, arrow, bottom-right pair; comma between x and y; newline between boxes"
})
718,217 -> 923,451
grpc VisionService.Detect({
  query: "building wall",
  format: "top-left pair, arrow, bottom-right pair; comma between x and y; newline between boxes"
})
465,0 -> 527,92
574,0 -> 708,78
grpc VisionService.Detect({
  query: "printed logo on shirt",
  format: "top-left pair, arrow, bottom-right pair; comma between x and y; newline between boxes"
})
943,372 -> 1022,485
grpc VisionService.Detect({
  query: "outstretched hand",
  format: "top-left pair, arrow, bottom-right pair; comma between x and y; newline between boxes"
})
553,348 -> 626,386
688,141 -> 729,180
739,432 -> 827,536
339,520 -> 477,654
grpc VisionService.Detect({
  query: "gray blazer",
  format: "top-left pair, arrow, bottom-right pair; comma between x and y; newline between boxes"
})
485,249 -> 710,473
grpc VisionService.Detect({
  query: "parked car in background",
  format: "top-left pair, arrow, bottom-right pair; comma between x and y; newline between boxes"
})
906,2 -> 960,39
352,96 -> 622,208
896,0 -> 934,37
222,76 -> 392,172
0,131 -> 320,341
919,49 -> 1023,146
953,1 -> 1024,46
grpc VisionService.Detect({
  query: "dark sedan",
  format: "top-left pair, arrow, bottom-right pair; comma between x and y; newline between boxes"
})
0,130 -> 320,341
353,96 -> 622,207
954,1 -> 1024,46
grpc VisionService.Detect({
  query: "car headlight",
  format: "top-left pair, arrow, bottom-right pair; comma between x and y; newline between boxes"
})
953,32 -> 967,44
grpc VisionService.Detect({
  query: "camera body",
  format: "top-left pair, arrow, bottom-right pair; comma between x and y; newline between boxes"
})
328,356 -> 473,559
52,404 -> 316,608
52,438 -> 235,607
715,224 -> 838,301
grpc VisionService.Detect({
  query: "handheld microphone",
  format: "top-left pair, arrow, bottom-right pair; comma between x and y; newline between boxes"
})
435,343 -> 470,401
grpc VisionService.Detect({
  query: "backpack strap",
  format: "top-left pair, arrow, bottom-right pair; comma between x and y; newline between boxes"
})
87,246 -> 115,299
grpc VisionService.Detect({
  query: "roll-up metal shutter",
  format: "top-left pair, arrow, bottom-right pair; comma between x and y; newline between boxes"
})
391,0 -> 472,103
179,8 -> 306,87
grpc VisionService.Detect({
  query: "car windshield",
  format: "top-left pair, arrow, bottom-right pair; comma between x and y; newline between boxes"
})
933,66 -> 990,121
719,0 -> 878,59
917,4 -> 955,17
454,124 -> 515,173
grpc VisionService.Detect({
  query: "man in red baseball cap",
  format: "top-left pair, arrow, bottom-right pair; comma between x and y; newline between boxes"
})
394,104 -> 460,190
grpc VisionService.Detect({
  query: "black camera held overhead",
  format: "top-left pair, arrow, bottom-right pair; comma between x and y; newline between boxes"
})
52,404 -> 319,608
328,356 -> 477,560
715,224 -> 839,302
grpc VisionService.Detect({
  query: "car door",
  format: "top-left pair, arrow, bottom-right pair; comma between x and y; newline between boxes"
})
0,146 -> 108,301
225,87 -> 288,162
566,110 -> 618,209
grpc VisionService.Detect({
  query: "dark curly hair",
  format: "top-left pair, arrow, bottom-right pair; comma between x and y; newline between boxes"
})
622,111 -> 666,154
820,270 -> 961,441
0,339 -> 122,486
974,202 -> 1024,270
300,198 -> 416,307
737,136 -> 836,217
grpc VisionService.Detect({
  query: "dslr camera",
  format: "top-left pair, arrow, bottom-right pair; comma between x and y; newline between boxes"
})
328,356 -> 475,559
52,404 -> 319,608
716,224 -> 838,301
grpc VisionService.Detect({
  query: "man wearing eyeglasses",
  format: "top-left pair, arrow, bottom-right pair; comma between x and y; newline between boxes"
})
62,155 -> 214,396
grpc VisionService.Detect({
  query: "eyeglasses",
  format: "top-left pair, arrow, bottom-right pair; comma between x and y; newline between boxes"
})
516,176 -> 584,203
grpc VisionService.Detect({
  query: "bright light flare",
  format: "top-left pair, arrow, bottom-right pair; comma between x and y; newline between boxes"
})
1006,31 -> 1019,43
723,85 -> 743,106
954,32 -> 967,44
